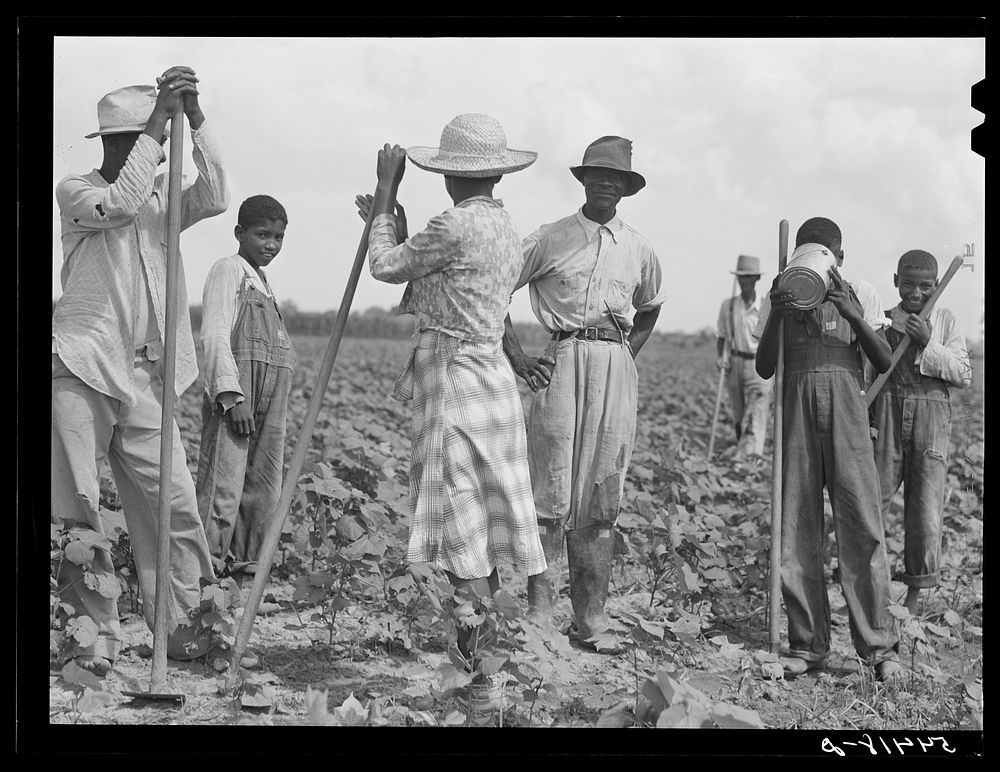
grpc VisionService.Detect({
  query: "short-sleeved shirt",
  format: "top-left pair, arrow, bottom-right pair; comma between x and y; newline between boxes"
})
717,293 -> 763,354
368,196 -> 524,343
514,208 -> 667,333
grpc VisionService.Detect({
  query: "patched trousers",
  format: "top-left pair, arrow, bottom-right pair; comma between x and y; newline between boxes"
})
780,370 -> 899,666
527,338 -> 638,531
872,394 -> 952,588
51,351 -> 216,661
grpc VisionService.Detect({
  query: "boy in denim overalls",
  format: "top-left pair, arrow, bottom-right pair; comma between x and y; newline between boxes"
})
197,195 -> 297,575
755,216 -> 901,681
871,250 -> 972,615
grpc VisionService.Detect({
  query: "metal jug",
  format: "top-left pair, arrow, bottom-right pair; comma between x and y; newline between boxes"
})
777,244 -> 839,310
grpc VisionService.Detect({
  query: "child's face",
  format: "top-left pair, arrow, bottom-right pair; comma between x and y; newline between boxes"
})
894,266 -> 938,313
236,218 -> 286,269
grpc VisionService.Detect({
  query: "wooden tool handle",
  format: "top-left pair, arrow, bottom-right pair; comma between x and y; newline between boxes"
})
768,219 -> 788,654
150,107 -> 186,693
865,255 -> 964,407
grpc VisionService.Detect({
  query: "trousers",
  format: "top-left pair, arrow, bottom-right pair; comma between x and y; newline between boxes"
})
726,355 -> 772,455
196,360 -> 292,564
51,351 -> 216,660
872,394 -> 952,588
780,369 -> 899,665
527,338 -> 638,531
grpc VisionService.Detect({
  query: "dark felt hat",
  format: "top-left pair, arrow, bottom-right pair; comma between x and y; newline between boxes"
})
570,135 -> 646,196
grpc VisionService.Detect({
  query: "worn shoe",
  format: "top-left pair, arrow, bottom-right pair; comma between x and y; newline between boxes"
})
875,660 -> 904,682
167,623 -> 213,661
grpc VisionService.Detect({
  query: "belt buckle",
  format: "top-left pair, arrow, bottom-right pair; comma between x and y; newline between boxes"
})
583,327 -> 599,341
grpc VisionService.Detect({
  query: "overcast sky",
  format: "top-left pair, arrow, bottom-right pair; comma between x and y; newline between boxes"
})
52,35 -> 985,339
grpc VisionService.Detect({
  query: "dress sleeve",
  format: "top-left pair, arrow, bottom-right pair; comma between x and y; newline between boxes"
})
369,210 -> 463,284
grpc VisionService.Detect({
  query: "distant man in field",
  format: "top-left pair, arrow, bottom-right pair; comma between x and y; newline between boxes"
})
716,255 -> 772,456
503,136 -> 667,652
51,66 -> 229,676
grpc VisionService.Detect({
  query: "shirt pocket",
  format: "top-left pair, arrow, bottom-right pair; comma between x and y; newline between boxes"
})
607,278 -> 634,315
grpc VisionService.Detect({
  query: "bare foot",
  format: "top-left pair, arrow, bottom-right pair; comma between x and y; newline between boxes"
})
780,656 -> 824,675
74,655 -> 112,677
876,660 -> 903,682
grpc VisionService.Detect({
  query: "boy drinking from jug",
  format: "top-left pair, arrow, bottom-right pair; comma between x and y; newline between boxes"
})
871,250 -> 972,615
754,216 -> 901,680
196,195 -> 297,576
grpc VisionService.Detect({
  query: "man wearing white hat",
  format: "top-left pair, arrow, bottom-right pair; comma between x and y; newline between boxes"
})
52,66 -> 229,676
502,136 -> 667,652
715,255 -> 772,456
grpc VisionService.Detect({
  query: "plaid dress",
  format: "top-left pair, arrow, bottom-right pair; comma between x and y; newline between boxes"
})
369,197 -> 547,580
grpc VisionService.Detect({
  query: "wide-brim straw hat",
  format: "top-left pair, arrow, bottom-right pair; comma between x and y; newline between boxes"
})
570,135 -> 646,196
406,113 -> 537,178
85,85 -> 168,139
731,254 -> 763,276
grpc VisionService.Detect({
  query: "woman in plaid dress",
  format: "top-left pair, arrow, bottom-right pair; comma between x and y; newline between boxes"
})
356,114 -> 546,644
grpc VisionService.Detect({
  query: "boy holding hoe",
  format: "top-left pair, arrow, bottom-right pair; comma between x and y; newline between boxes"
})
870,250 -> 971,615
754,216 -> 902,680
197,195 -> 297,579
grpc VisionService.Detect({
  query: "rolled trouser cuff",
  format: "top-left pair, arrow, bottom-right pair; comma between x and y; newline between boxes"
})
786,648 -> 828,664
902,571 -> 938,589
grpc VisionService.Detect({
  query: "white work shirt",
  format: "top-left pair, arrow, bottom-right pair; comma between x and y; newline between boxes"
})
717,292 -> 762,355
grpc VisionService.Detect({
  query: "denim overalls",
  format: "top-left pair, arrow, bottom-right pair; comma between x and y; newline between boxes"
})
196,272 -> 297,566
779,301 -> 899,666
871,324 -> 952,589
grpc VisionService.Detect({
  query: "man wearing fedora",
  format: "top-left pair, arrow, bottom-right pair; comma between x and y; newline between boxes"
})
502,136 -> 667,652
52,66 -> 229,676
715,255 -> 772,456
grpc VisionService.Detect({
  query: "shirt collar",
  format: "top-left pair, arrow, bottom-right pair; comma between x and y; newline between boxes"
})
236,254 -> 268,286
457,195 -> 504,209
575,208 -> 621,244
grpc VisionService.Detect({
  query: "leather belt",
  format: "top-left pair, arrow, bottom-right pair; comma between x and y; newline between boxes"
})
554,327 -> 627,346
731,350 -> 755,360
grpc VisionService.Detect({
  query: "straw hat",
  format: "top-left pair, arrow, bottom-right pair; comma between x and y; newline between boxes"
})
731,255 -> 762,276
406,113 -> 537,178
85,85 -> 167,139
570,136 -> 646,196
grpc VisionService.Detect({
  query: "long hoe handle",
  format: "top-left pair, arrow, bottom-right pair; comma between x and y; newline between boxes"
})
706,275 -> 738,459
226,197 -> 379,681
768,219 -> 788,654
865,255 -> 964,407
150,107 -> 186,693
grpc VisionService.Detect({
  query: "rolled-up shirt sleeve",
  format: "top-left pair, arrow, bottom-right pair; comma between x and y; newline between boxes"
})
201,259 -> 244,404
633,249 -> 668,311
916,307 -> 972,388
55,134 -> 163,228
852,280 -> 889,331
752,295 -> 771,340
180,121 -> 230,230
717,298 -> 730,340
369,211 -> 463,284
